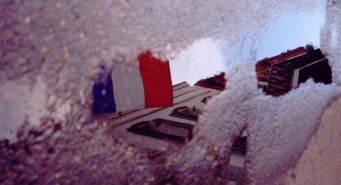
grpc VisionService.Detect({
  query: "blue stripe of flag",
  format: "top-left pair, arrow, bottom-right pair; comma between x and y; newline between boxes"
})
92,74 -> 116,114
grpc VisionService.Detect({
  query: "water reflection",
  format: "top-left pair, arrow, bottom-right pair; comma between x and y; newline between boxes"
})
0,1 -> 340,184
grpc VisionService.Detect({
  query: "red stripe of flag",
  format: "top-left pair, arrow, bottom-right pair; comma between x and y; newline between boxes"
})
138,51 -> 173,108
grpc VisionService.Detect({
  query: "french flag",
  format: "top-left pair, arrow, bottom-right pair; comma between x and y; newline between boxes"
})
92,51 -> 173,114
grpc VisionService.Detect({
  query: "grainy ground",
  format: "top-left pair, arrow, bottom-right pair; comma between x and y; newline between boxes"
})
276,95 -> 341,185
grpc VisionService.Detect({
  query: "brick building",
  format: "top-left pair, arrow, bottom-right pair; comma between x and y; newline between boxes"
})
256,46 -> 332,96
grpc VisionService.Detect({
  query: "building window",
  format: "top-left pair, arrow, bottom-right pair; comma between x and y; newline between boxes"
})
169,106 -> 202,121
201,96 -> 212,104
127,118 -> 194,143
232,136 -> 247,156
